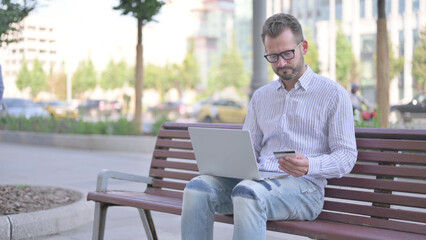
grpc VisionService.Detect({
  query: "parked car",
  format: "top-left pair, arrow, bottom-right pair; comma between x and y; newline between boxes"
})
389,93 -> 426,124
148,101 -> 189,119
43,100 -> 79,119
78,99 -> 121,118
197,99 -> 247,124
2,98 -> 50,119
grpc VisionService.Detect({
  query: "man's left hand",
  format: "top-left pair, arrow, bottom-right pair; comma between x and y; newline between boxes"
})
278,152 -> 309,177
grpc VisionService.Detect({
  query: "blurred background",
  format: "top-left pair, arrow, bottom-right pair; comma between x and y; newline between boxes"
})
0,0 -> 425,133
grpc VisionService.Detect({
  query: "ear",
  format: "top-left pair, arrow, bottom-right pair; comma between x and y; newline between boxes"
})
302,40 -> 308,56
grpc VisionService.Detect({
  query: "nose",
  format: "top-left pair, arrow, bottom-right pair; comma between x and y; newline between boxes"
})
276,55 -> 288,67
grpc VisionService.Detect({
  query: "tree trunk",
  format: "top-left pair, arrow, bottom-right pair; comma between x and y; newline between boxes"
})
377,0 -> 390,128
134,18 -> 144,133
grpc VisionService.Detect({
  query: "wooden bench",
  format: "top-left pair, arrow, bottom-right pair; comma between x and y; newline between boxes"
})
87,122 -> 426,240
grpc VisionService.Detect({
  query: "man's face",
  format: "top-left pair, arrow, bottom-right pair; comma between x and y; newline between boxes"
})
264,29 -> 307,82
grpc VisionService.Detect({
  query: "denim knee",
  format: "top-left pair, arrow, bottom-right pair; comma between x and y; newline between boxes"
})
185,176 -> 213,193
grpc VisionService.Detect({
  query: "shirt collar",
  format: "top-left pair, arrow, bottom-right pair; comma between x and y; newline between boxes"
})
274,65 -> 314,91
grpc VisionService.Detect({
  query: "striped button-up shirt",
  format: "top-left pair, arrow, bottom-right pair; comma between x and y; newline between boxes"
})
243,65 -> 357,194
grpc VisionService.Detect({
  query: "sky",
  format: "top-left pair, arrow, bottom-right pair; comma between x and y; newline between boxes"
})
32,0 -> 199,73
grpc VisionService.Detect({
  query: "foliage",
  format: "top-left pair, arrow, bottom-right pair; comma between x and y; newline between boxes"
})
304,29 -> 320,73
16,57 -> 47,97
144,63 -> 173,101
208,37 -> 249,93
151,113 -> 169,135
0,0 -> 36,46
413,26 -> 426,92
335,24 -> 355,89
72,59 -> 97,98
0,115 -> 140,135
388,38 -> 404,81
177,38 -> 200,90
99,58 -> 133,90
15,56 -> 31,91
113,0 -> 165,133
30,58 -> 47,97
48,63 -> 67,100
113,0 -> 164,24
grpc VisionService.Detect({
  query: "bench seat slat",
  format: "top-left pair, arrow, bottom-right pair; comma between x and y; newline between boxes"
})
327,177 -> 426,194
356,138 -> 426,151
357,151 -> 426,165
323,201 -> 426,223
325,188 -> 426,208
318,211 -> 426,236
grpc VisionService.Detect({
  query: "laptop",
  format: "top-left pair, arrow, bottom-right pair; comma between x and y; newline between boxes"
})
188,127 -> 288,180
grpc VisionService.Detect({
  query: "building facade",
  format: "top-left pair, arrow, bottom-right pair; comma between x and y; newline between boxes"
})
0,15 -> 59,98
262,0 -> 425,104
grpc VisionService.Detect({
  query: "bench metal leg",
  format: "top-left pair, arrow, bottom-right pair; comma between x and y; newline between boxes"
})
92,202 -> 109,240
138,209 -> 158,240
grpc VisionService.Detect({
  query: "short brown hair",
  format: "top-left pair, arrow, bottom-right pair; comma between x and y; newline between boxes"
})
261,13 -> 304,44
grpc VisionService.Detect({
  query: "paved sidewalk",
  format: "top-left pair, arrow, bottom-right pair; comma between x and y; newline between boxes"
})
0,142 -> 308,240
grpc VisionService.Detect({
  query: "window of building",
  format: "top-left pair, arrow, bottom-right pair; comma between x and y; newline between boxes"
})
28,48 -> 36,52
336,0 -> 342,20
413,30 -> 419,51
360,0 -> 365,18
399,0 -> 405,14
372,0 -> 378,18
50,50 -> 56,54
39,27 -> 46,31
28,38 -> 36,42
399,30 -> 404,56
39,49 -> 46,53
413,0 -> 420,12
49,40 -> 55,43
12,49 -> 16,53
316,0 -> 329,21
40,39 -> 46,43
28,26 -> 36,30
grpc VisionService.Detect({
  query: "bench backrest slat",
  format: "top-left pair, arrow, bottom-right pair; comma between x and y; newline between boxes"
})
148,122 -> 426,235
327,177 -> 426,194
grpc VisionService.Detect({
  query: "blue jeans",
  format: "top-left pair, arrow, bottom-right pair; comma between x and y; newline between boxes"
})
181,175 -> 323,240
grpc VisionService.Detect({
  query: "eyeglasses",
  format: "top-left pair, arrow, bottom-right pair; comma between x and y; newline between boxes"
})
263,41 -> 303,63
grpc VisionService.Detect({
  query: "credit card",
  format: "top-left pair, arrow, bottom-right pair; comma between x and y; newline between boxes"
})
273,151 -> 296,159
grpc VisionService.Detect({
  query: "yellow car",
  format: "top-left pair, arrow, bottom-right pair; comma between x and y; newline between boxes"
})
197,99 -> 247,124
44,100 -> 79,119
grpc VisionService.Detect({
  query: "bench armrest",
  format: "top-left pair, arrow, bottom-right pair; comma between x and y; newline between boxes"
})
96,169 -> 153,191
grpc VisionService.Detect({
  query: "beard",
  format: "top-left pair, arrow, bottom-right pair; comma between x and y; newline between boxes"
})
274,66 -> 299,81
273,56 -> 304,81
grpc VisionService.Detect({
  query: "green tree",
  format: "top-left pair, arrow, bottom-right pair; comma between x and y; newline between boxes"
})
336,24 -> 355,89
100,58 -> 132,90
144,63 -> 172,101
208,38 -> 249,94
72,59 -> 97,98
178,38 -> 200,91
304,29 -> 320,73
48,63 -> 67,100
0,0 -> 36,46
389,40 -> 404,80
413,26 -> 426,92
16,56 -> 31,91
113,0 -> 165,133
29,58 -> 47,97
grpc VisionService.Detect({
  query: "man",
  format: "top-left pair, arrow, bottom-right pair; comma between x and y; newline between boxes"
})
181,13 -> 357,240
